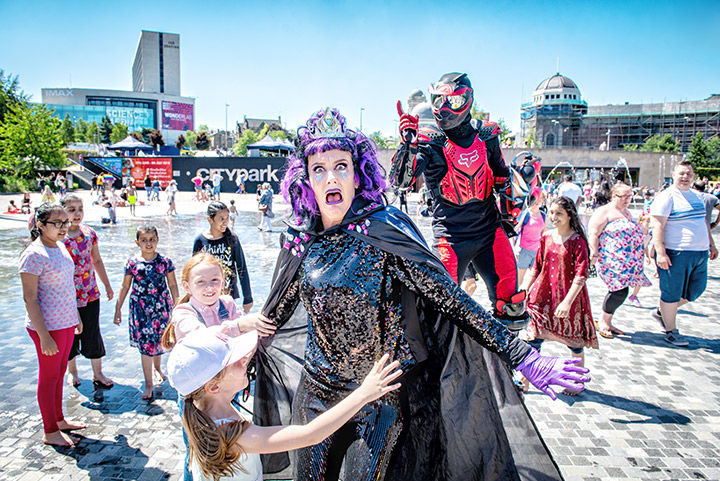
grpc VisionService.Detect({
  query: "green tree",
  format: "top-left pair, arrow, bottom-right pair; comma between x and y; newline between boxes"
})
639,134 -> 679,153
198,124 -> 210,132
524,126 -> 538,148
496,118 -> 512,145
130,131 -> 143,141
0,103 -> 66,178
75,118 -> 88,142
0,69 -> 29,123
184,130 -> 197,149
470,103 -> 489,121
99,116 -> 113,143
687,133 -> 720,169
85,121 -> 100,143
233,129 -> 258,156
61,114 -> 76,146
110,122 -> 128,144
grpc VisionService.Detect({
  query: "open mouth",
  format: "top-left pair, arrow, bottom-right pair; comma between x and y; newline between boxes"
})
325,189 -> 343,205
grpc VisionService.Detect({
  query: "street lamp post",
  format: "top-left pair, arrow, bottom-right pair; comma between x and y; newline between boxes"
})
225,104 -> 230,152
360,107 -> 365,132
605,129 -> 611,151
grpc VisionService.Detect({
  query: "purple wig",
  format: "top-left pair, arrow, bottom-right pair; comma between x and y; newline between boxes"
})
281,108 -> 388,225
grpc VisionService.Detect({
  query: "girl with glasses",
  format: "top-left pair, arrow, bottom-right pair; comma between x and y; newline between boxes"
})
19,203 -> 86,446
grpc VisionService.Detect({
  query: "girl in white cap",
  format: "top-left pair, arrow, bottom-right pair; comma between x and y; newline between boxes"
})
168,327 -> 402,481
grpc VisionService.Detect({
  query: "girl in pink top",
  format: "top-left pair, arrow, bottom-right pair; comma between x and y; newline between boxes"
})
61,194 -> 115,389
160,252 -> 276,481
19,203 -> 86,446
515,194 -> 547,286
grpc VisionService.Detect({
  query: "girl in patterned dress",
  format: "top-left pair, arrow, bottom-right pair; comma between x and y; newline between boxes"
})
61,194 -> 115,389
520,196 -> 598,395
114,225 -> 179,400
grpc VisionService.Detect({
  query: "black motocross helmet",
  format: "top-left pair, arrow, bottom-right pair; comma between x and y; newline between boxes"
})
428,72 -> 474,131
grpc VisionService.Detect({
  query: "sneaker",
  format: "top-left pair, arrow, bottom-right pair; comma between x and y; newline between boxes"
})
628,295 -> 642,308
651,308 -> 665,330
664,329 -> 689,347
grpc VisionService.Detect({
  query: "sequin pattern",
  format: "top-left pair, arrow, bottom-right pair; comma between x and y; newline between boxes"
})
269,227 -> 521,481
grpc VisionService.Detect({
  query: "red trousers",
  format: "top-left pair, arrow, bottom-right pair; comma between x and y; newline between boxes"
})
27,326 -> 75,433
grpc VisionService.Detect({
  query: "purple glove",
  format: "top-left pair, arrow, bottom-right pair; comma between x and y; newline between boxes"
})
515,348 -> 590,400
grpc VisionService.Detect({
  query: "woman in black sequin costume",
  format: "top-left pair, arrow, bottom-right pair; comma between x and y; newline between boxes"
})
254,108 -> 589,481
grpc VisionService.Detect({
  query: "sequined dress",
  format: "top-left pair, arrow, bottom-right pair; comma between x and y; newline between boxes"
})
256,201 -> 560,481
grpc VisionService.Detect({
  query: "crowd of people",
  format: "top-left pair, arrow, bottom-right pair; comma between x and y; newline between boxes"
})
16,102 -> 718,480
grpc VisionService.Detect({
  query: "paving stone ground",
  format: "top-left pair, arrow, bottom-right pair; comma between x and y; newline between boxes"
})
0,194 -> 718,481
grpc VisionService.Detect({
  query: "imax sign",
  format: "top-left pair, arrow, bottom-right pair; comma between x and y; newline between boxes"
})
44,89 -> 74,98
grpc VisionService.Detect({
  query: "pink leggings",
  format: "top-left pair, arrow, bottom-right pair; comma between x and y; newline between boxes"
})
27,327 -> 75,433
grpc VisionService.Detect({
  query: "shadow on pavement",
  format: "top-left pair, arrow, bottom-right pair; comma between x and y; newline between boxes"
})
50,433 -> 170,480
555,388 -> 691,424
74,382 -> 172,417
613,330 -> 720,354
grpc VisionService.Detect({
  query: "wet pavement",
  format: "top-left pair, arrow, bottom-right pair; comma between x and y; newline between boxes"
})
1,201 -> 719,481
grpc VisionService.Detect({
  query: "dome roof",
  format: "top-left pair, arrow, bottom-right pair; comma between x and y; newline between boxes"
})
410,102 -> 433,121
409,89 -> 425,100
535,73 -> 579,91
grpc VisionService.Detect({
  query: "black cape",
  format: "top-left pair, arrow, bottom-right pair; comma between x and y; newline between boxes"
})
254,199 -> 562,481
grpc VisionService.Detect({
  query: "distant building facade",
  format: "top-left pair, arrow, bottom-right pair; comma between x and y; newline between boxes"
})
42,31 -> 193,144
521,73 -> 720,152
237,116 -> 283,134
132,30 -> 181,96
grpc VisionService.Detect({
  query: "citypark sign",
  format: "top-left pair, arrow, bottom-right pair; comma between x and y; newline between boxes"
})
171,156 -> 286,193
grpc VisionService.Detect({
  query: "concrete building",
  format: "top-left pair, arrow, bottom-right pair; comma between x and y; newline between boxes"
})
132,30 -> 181,96
42,31 -> 193,144
238,116 -> 283,134
521,73 -> 720,152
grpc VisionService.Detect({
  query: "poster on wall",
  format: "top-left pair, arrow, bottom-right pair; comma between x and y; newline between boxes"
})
129,157 -> 174,188
87,157 -> 122,176
161,101 -> 194,131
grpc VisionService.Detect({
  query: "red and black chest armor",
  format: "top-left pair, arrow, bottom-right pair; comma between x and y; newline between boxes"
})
439,135 -> 494,205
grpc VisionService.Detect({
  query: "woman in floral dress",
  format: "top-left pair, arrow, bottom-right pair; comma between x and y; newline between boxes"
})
114,225 -> 179,399
588,183 -> 651,338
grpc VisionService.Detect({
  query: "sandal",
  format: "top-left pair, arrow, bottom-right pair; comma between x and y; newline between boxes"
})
610,327 -> 626,336
93,379 -> 114,389
594,321 -> 613,339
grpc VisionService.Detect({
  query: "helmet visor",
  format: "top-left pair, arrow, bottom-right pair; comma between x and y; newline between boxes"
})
431,87 -> 472,112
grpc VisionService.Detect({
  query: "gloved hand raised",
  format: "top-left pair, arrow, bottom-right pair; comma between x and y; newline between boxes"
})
396,100 -> 419,143
515,348 -> 590,400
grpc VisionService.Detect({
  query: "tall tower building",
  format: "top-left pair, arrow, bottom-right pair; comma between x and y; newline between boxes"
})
132,30 -> 181,96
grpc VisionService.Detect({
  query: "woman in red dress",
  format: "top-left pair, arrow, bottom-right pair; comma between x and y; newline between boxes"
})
520,196 -> 598,395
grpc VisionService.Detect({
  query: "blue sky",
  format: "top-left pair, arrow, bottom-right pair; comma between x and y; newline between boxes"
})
2,0 -> 718,136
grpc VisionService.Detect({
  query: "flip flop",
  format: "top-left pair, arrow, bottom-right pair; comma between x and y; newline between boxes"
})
594,321 -> 613,339
93,379 -> 114,389
610,327 -> 626,336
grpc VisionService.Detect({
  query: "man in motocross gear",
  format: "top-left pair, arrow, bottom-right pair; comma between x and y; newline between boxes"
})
391,72 -> 528,330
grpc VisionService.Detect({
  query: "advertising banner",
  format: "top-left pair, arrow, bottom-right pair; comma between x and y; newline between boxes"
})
106,106 -> 154,131
172,156 -> 286,194
161,101 -> 194,131
87,157 -> 122,176
128,157 -> 174,188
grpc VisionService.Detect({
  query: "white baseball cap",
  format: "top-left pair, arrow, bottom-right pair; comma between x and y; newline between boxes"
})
168,327 -> 259,397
